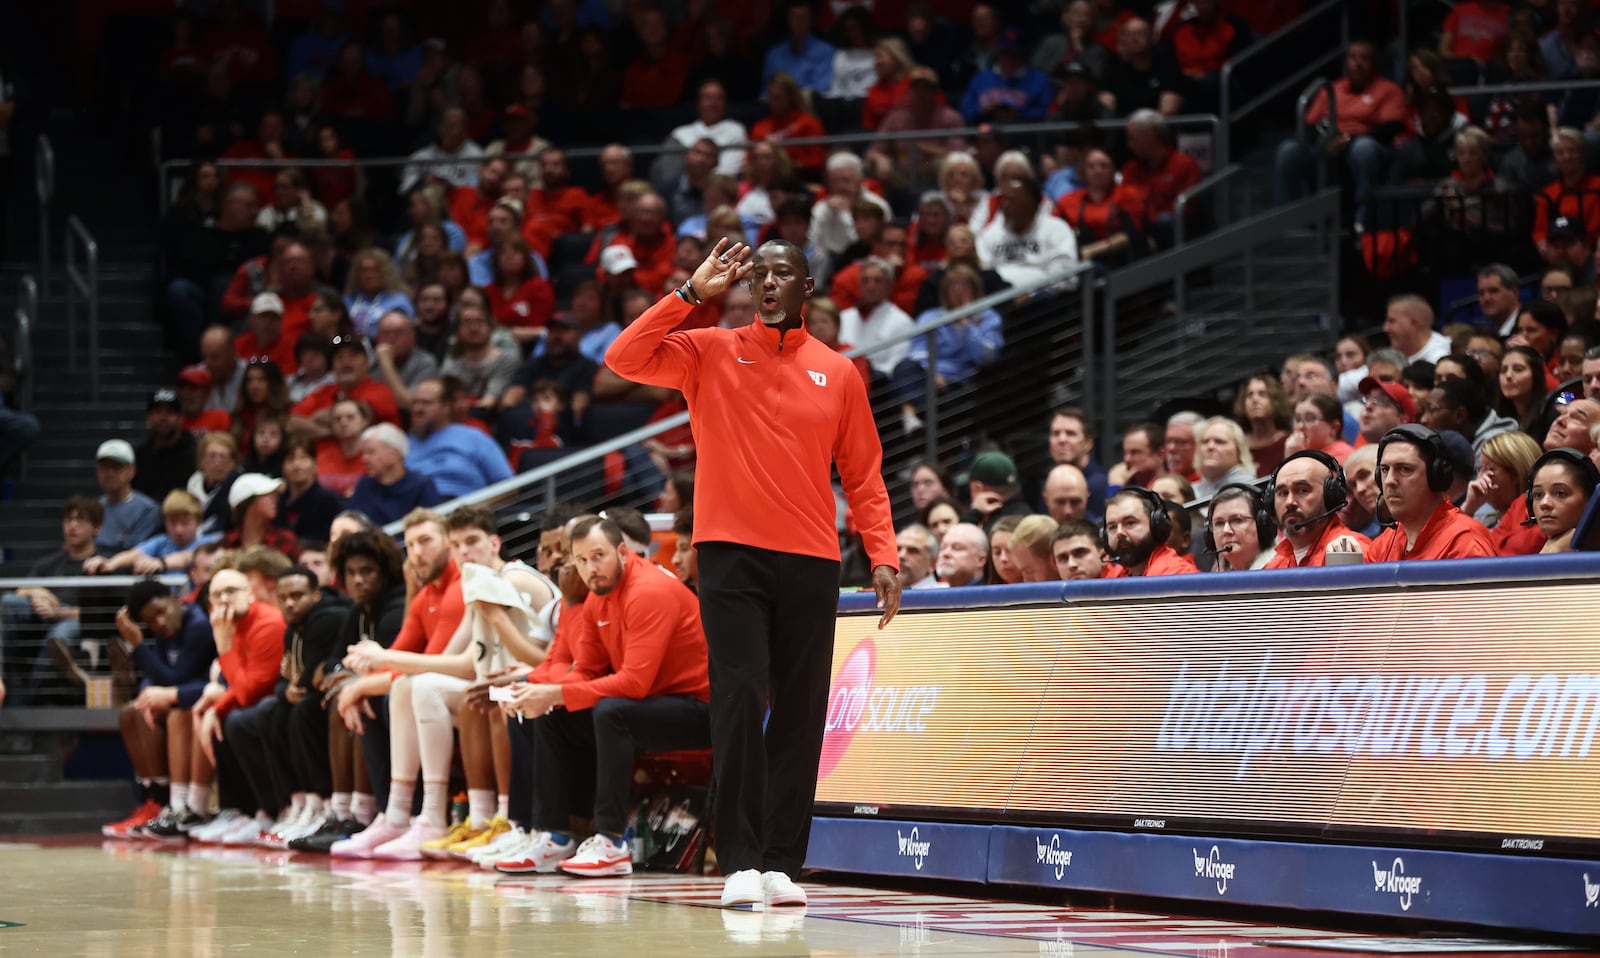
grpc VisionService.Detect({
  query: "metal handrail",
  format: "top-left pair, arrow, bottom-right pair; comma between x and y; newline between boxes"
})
1217,0 -> 1348,166
64,216 -> 100,402
1173,163 -> 1243,247
1447,78 -> 1600,97
1295,77 -> 1335,191
35,136 -> 53,292
14,275 -> 36,413
381,258 -> 1097,535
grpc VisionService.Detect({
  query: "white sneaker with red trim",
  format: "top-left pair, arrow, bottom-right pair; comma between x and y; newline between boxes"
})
557,834 -> 632,877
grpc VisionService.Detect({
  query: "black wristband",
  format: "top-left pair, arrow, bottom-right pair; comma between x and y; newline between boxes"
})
682,280 -> 702,305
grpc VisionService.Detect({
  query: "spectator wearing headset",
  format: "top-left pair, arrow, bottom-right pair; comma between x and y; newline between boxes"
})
1205,484 -> 1277,571
1526,447 -> 1600,553
1337,425 -> 1497,561
1263,450 -> 1369,568
1100,487 -> 1198,577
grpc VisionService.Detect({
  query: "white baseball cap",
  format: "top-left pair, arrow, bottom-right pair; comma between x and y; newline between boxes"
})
600,245 -> 639,276
250,291 -> 285,316
96,439 -> 136,465
228,473 -> 286,510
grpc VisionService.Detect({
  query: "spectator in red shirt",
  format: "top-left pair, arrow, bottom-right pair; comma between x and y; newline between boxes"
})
621,9 -> 691,109
222,110 -> 291,209
1057,147 -> 1145,269
234,293 -> 298,375
1535,127 -> 1600,262
828,219 -> 927,315
585,144 -> 636,232
1347,425 -> 1497,561
311,124 -> 362,210
587,193 -> 677,294
487,237 -> 557,344
867,66 -> 967,184
1121,109 -> 1201,249
291,335 -> 401,434
1275,40 -> 1407,208
525,148 -> 591,254
321,40 -> 396,120
196,567 -> 287,785
1169,0 -> 1253,112
751,73 -> 828,177
314,398 -> 372,498
861,38 -> 914,130
1440,1 -> 1511,63
449,156 -> 509,253
1101,487 -> 1198,576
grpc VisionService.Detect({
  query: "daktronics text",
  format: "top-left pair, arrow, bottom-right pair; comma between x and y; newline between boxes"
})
1155,657 -> 1600,778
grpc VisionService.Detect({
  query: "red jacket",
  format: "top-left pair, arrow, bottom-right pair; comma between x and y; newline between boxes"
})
606,294 -> 897,570
1139,543 -> 1199,576
529,598 -> 582,684
213,601 -> 286,718
1490,497 -> 1547,556
559,554 -> 709,711
392,560 -> 466,654
1365,500 -> 1497,562
292,377 -> 400,426
1263,519 -> 1369,568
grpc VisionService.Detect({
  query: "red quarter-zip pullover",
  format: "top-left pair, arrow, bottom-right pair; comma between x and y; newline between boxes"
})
606,294 -> 897,571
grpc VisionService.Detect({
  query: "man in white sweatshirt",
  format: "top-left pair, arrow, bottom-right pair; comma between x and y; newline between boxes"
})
976,176 -> 1078,287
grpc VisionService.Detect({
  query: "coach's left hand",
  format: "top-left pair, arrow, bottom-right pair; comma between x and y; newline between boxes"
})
872,565 -> 901,630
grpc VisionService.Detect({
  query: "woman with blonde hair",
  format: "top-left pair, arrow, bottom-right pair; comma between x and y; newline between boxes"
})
862,37 -> 915,130
1232,374 -> 1293,476
344,248 -> 414,337
1192,416 -> 1257,501
1464,430 -> 1546,554
938,152 -> 988,226
750,72 -> 826,175
736,140 -> 794,227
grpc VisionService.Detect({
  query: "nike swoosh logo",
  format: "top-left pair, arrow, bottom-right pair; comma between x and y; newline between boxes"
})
596,620 -> 612,626
737,357 -> 756,364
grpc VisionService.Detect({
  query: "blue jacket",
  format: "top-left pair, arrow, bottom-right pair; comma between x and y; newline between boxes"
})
762,36 -> 836,93
905,308 -> 1005,381
406,424 -> 514,499
961,67 -> 1053,122
131,602 -> 217,709
347,470 -> 442,526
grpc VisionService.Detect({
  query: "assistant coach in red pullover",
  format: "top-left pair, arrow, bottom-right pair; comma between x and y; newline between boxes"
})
196,567 -> 286,763
606,238 -> 901,908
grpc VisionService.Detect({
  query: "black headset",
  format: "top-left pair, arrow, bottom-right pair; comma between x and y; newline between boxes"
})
1525,447 -> 1600,519
1101,486 -> 1173,552
1203,483 -> 1277,554
1378,423 -> 1453,492
1263,449 -> 1349,519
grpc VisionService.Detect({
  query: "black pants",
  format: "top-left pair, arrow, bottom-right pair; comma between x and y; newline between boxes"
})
509,713 -> 537,830
532,695 -> 711,836
224,696 -> 292,816
287,695 -> 331,798
696,542 -> 841,877
357,694 -> 392,811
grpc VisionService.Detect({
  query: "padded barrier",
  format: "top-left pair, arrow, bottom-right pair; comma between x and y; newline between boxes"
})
814,554 -> 1600,937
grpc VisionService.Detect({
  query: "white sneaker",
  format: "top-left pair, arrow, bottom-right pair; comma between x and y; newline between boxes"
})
189,809 -> 245,843
720,868 -> 763,907
222,813 -> 273,846
558,834 -> 632,877
494,831 -> 575,874
762,871 -> 807,907
468,826 -> 527,866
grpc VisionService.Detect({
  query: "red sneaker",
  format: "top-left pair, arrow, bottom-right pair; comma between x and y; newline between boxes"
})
103,799 -> 163,840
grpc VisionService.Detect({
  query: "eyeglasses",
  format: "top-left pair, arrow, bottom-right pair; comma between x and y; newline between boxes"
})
1361,396 -> 1399,409
1467,348 -> 1498,361
1209,515 -> 1256,532
212,585 -> 249,599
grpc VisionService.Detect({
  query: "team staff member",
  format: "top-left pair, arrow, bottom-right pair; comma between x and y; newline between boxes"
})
1101,487 -> 1198,577
1335,425 -> 1496,562
499,517 -> 713,877
605,238 -> 900,909
1263,451 -> 1368,568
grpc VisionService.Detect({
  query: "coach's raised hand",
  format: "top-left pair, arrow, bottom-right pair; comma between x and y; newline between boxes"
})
688,238 -> 755,301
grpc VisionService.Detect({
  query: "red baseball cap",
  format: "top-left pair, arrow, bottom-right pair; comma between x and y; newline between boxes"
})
1359,376 -> 1417,422
177,364 -> 212,389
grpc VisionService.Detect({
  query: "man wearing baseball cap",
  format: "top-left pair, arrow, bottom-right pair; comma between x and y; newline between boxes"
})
290,334 -> 401,436
235,292 -> 298,374
95,439 -> 163,552
134,389 -> 199,502
960,450 -> 1034,533
1357,375 -> 1416,446
961,26 -> 1053,122
175,365 -> 233,437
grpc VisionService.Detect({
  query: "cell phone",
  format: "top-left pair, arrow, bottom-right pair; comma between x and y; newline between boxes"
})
488,685 -> 517,703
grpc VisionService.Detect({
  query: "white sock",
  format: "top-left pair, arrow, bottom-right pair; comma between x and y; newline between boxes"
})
385,780 -> 416,825
286,793 -> 306,822
496,794 -> 509,822
350,792 -> 376,825
468,789 -> 495,827
170,782 -> 190,812
420,781 -> 449,828
305,794 -> 324,819
187,784 -> 211,816
330,792 -> 352,819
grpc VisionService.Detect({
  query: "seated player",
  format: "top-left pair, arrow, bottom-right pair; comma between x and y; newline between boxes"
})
101,580 -> 218,839
498,516 -> 713,878
140,568 -> 286,841
1101,488 -> 1198,576
1342,425 -> 1497,562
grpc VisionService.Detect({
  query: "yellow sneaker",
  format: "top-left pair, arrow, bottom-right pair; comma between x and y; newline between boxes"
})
448,816 -> 511,859
420,819 -> 481,859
